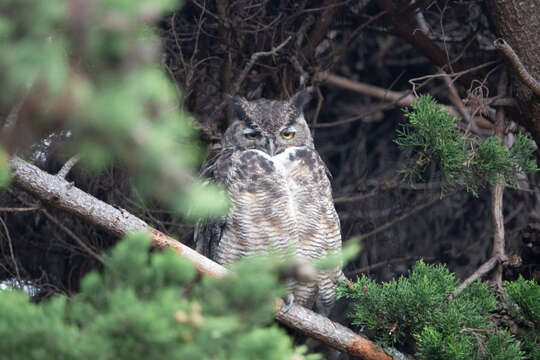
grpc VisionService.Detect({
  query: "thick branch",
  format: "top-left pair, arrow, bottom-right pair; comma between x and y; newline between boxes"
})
377,0 -> 467,81
9,156 -> 391,360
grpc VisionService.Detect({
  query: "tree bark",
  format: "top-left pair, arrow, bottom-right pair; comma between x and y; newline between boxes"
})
485,0 -> 540,145
9,156 -> 391,360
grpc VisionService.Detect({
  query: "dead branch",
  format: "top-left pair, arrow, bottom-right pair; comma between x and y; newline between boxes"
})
9,155 -> 391,360
315,72 -> 415,106
0,216 -> 21,281
315,72 -> 493,129
57,154 -> 80,178
451,257 -> 498,298
494,39 -> 540,96
230,36 -> 292,96
358,195 -> 445,240
378,0 -> 463,74
0,206 -> 40,212
9,156 -> 227,278
490,71 -> 509,291
301,0 -> 343,61
274,299 -> 390,360
451,71 -> 509,299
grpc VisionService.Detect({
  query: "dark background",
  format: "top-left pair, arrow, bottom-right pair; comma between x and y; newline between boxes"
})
1,0 -> 538,311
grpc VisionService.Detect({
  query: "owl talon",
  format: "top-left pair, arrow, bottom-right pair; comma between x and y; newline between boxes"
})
281,294 -> 295,314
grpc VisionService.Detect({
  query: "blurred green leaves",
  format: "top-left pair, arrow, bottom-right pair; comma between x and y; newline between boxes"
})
0,149 -> 11,188
0,232 -> 313,359
0,0 -> 67,97
0,0 -> 228,219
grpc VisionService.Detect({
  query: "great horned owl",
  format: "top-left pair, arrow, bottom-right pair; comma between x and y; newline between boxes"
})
195,88 -> 344,312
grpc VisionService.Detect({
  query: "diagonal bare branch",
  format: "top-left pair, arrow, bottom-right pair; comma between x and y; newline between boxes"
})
9,155 -> 391,360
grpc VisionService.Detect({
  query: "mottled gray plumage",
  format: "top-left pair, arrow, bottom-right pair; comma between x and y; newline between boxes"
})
195,88 -> 344,312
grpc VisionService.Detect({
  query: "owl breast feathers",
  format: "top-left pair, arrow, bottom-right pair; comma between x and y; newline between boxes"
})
195,89 -> 345,312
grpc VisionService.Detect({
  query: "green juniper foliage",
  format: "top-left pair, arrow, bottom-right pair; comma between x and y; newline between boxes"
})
504,276 -> 540,359
0,0 -> 228,217
338,261 -> 524,359
394,95 -> 538,196
0,233 -> 317,360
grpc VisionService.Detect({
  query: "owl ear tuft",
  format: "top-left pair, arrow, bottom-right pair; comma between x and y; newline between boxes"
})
224,94 -> 250,121
290,87 -> 314,111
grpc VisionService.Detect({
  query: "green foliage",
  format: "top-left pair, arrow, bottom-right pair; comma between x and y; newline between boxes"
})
314,236 -> 361,271
509,132 -> 540,179
505,276 -> 540,324
0,233 -> 315,359
395,95 -> 538,196
395,95 -> 470,193
504,276 -> 540,358
0,0 -> 228,218
484,330 -> 524,360
0,149 -> 11,188
0,0 -> 67,97
338,261 -> 524,359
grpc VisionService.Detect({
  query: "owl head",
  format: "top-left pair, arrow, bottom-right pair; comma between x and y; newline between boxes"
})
222,88 -> 314,156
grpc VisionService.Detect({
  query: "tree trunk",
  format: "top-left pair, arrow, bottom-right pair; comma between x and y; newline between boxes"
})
485,0 -> 540,145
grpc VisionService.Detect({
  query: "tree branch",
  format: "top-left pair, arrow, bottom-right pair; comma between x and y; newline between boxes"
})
9,156 -> 391,360
315,72 -> 494,129
57,154 -> 80,179
230,36 -> 292,96
494,39 -> 540,96
451,71 -> 509,299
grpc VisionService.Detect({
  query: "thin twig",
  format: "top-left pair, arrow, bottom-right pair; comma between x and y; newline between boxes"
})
40,208 -> 105,264
345,256 -> 435,277
0,206 -> 40,212
451,257 -> 498,298
357,195 -> 446,240
57,155 -> 81,178
0,216 -> 21,281
230,36 -> 292,95
452,71 -> 509,298
316,71 -> 494,129
494,39 -> 540,96
408,60 -> 500,94
439,68 -> 471,123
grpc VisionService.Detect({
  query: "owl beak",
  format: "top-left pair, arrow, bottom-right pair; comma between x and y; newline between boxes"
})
266,137 -> 276,156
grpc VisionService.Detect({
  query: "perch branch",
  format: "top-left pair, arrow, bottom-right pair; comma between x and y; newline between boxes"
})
494,39 -> 540,96
9,156 -> 391,360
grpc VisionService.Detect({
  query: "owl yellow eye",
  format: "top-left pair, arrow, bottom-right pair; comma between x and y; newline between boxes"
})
281,129 -> 295,139
244,132 -> 260,140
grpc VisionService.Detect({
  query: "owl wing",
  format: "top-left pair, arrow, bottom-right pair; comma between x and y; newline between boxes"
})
314,151 -> 347,311
194,147 -> 237,260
